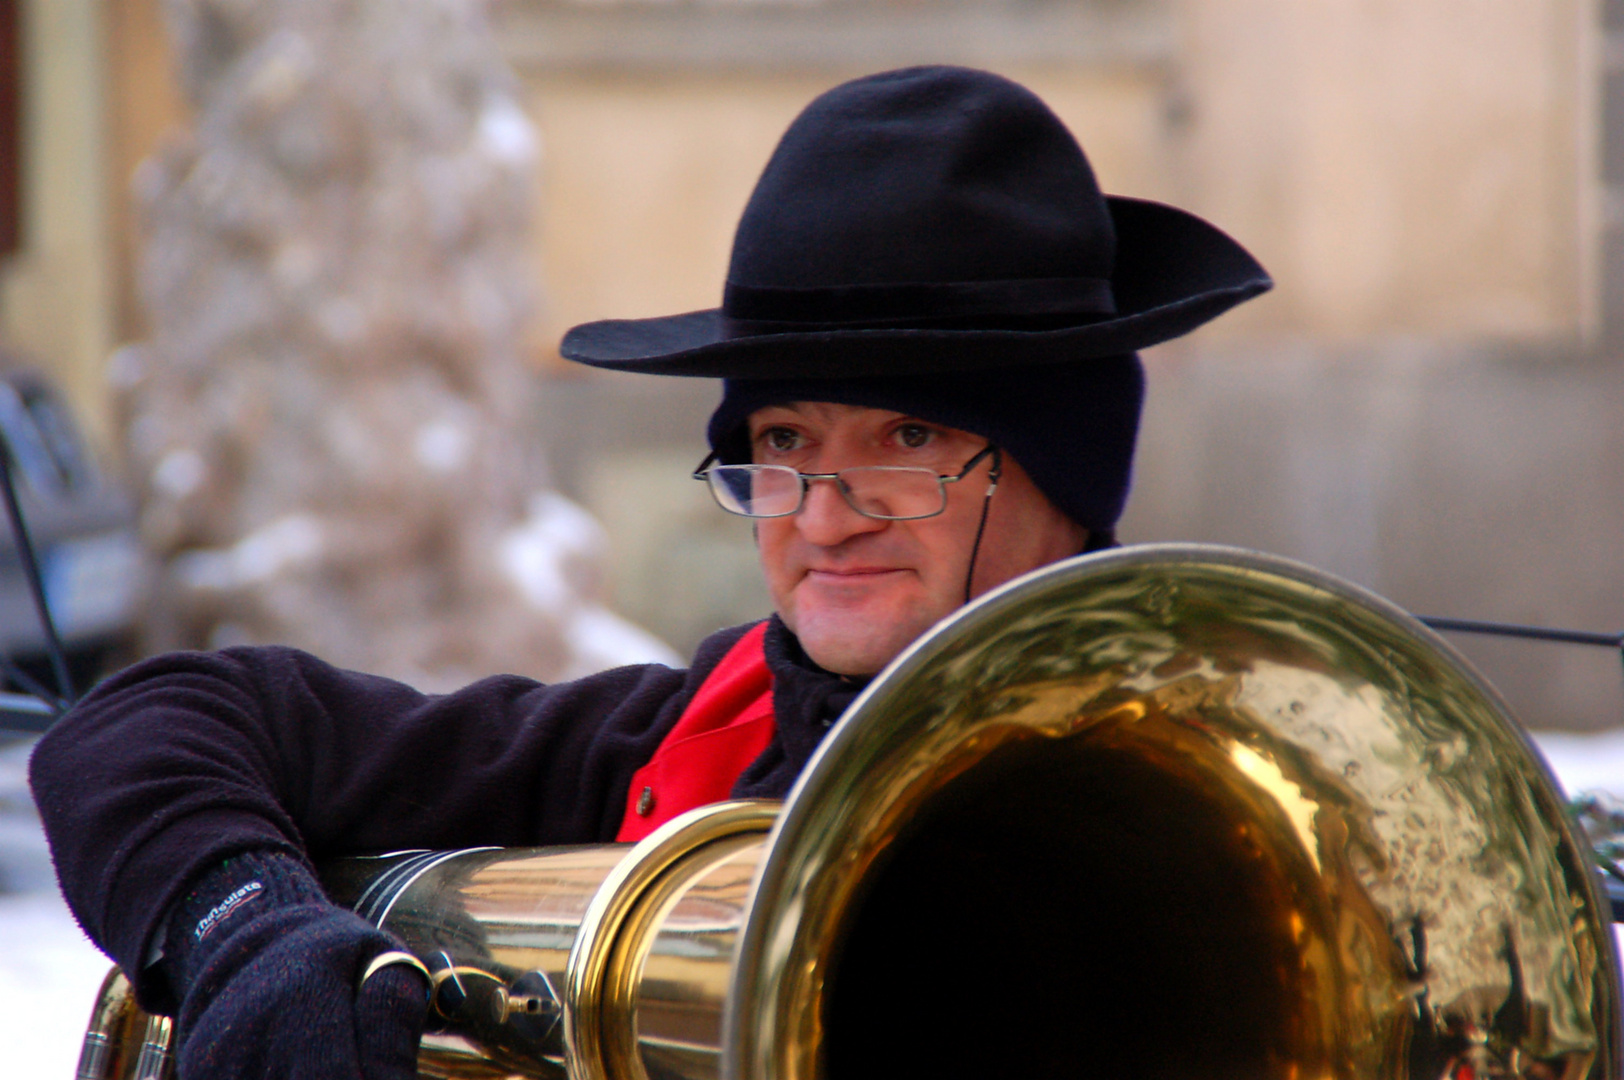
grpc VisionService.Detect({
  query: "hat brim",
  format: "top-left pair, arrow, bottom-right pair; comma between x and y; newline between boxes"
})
560,197 -> 1271,379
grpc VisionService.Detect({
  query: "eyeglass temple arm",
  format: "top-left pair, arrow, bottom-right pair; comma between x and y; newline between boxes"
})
691,449 -> 720,480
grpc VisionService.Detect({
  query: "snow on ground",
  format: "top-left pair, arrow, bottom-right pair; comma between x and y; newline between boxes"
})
4,729 -> 1624,1075
1528,728 -> 1624,798
0,738 -> 113,1078
0,890 -> 114,1075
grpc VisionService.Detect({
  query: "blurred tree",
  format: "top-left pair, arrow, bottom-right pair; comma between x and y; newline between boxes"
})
116,0 -> 670,687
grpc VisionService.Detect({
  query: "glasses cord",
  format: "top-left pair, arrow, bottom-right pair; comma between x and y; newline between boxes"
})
961,452 -> 1002,605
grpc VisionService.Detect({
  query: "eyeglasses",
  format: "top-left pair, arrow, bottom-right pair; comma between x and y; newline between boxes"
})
693,444 -> 1000,521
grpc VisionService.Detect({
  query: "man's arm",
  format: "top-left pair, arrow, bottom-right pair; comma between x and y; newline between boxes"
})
27,631 -> 750,1012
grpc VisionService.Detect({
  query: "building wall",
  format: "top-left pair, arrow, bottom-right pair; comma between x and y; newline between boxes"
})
0,0 -> 110,451
13,1 -> 1608,425
1125,338 -> 1624,732
1179,0 -> 1597,342
505,0 -> 1602,353
0,0 -> 184,456
104,0 -> 189,349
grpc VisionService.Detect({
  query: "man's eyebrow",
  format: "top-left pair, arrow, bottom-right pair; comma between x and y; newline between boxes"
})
747,409 -> 812,430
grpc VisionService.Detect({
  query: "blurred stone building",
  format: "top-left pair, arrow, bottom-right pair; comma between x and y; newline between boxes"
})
0,0 -> 1620,724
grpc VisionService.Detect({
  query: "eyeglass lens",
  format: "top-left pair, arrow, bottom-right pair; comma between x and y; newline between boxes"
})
708,465 -> 947,520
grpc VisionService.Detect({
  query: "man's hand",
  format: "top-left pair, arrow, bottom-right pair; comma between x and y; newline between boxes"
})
165,851 -> 429,1079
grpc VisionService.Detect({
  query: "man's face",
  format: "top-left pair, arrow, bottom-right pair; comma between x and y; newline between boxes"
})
750,402 -> 1090,677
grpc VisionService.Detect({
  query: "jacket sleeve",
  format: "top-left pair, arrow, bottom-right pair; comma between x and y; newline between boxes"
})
27,626 -> 753,1001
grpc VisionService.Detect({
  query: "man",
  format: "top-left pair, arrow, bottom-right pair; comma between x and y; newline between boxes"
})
31,66 -> 1267,1079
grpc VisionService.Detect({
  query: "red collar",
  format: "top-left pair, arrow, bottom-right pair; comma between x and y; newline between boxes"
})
616,623 -> 776,842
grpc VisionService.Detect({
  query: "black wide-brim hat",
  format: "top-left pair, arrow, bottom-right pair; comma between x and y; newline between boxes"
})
562,65 -> 1271,378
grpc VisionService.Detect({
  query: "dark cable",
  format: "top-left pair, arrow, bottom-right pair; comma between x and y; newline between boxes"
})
0,691 -> 55,734
0,652 -> 61,711
0,431 -> 73,708
1419,616 -> 1622,649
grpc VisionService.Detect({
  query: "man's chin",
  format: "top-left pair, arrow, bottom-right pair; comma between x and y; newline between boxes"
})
788,605 -> 937,678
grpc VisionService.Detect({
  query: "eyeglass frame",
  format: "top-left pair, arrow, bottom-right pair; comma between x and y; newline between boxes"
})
692,443 -> 1002,521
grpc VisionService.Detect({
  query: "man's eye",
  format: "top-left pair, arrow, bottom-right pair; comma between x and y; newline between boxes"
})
761,427 -> 801,452
896,424 -> 933,449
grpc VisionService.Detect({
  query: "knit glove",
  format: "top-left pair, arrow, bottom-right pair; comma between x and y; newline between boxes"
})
162,850 -> 430,1080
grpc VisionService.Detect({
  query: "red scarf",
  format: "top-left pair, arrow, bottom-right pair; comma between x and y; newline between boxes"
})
616,622 -> 776,842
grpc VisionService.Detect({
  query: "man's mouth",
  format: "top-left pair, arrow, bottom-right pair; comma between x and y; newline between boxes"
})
804,567 -> 908,582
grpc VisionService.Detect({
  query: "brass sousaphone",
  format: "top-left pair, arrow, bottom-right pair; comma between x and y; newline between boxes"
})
79,546 -> 1621,1079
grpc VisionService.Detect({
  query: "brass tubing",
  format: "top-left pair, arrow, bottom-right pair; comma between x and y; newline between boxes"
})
565,803 -> 775,1080
76,968 -> 133,1080
132,1015 -> 173,1080
602,831 -> 767,1080
80,803 -> 777,1080
327,800 -> 779,1080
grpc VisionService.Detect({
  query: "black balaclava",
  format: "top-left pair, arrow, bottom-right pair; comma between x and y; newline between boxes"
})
705,354 -> 1145,541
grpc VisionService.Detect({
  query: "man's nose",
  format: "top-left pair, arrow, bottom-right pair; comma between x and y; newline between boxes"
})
796,475 -> 886,545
